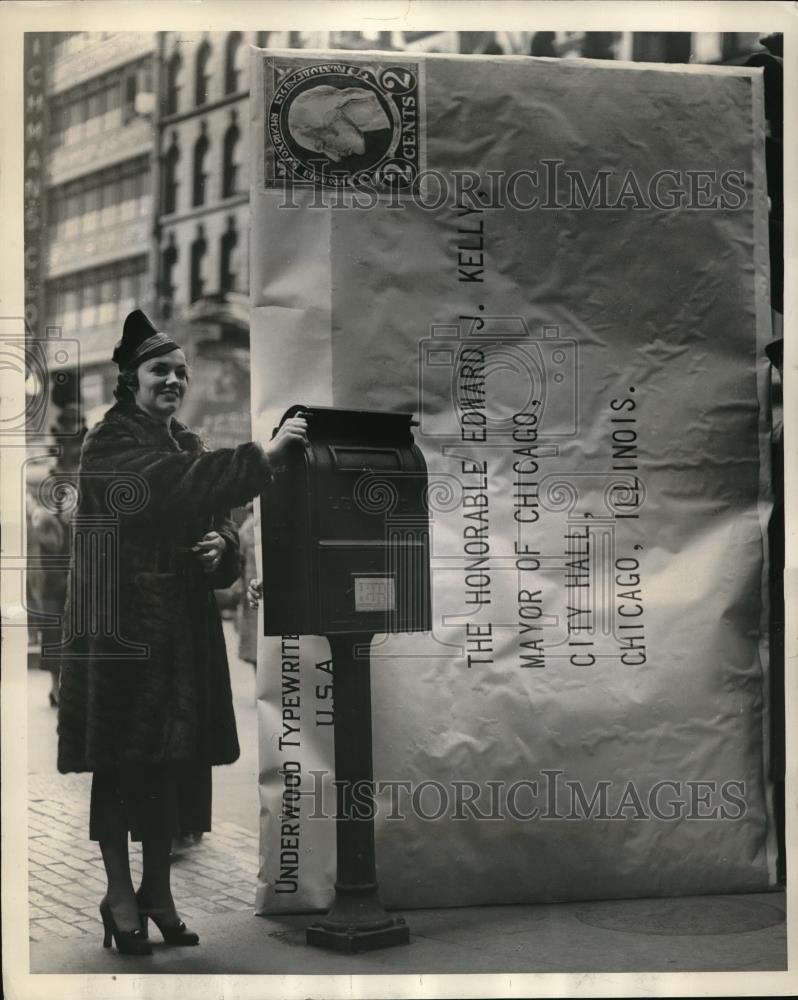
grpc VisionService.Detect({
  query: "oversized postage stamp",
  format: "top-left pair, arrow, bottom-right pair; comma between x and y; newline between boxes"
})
263,55 -> 425,192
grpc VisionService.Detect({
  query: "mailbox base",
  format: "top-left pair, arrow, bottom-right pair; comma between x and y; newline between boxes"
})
306,885 -> 409,952
306,920 -> 409,953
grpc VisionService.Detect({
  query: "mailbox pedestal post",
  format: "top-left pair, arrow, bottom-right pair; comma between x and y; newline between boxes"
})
306,633 -> 410,952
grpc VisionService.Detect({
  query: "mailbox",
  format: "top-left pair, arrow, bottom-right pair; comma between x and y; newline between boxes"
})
261,405 -> 431,637
259,405 -> 431,952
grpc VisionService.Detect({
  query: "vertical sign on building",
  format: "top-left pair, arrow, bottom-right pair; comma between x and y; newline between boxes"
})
24,33 -> 48,339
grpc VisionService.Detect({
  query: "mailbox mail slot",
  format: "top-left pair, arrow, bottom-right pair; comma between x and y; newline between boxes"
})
261,405 -> 431,636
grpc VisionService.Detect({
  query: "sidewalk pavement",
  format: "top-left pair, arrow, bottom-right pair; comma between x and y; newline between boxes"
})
26,623 -> 788,975
27,888 -> 788,975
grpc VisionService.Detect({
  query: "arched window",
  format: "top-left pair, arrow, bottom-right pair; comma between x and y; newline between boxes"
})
219,217 -> 238,294
165,50 -> 182,115
163,134 -> 180,215
224,32 -> 242,94
195,39 -> 211,106
222,116 -> 240,198
190,225 -> 207,302
192,128 -> 209,207
160,235 -> 178,318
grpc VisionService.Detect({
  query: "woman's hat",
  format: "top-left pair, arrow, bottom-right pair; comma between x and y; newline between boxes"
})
113,309 -> 181,371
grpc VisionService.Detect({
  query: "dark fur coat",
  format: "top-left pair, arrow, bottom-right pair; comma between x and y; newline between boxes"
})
57,402 -> 272,773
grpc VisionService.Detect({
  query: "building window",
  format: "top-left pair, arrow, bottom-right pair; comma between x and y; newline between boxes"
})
49,157 -> 149,242
47,259 -> 147,338
119,265 -> 141,316
225,32 -> 242,94
160,236 -> 178,318
62,285 -> 79,332
85,84 -> 105,137
257,31 -> 270,48
165,50 -> 182,115
80,280 -> 99,328
195,39 -> 211,106
122,69 -> 138,122
82,186 -> 100,232
190,226 -> 207,302
192,129 -> 209,208
99,175 -> 117,228
65,95 -> 83,146
104,76 -> 122,130
51,72 -> 129,148
64,188 -> 82,239
222,117 -> 240,197
120,169 -> 140,221
163,135 -> 180,215
219,217 -> 238,294
98,274 -> 117,325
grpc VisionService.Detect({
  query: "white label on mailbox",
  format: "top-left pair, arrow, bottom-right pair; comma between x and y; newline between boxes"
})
354,576 -> 395,612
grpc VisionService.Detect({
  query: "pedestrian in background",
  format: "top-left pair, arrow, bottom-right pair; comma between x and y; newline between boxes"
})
26,476 -> 69,707
56,309 -> 307,956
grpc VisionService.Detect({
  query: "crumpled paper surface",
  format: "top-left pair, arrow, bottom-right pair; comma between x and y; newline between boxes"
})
250,50 -> 775,912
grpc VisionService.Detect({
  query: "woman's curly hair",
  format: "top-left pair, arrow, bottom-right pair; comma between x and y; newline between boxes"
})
113,369 -> 139,406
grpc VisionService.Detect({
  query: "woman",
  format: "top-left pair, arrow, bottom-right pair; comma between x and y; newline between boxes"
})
57,309 -> 307,955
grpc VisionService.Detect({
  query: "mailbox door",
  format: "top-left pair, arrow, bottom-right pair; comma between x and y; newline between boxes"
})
311,440 -> 430,634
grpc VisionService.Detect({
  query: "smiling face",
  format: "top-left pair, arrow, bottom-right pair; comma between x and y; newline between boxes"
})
133,348 -> 189,422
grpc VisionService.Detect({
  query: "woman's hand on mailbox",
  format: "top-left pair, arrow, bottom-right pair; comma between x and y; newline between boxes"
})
246,578 -> 262,610
264,414 -> 308,464
193,531 -> 226,573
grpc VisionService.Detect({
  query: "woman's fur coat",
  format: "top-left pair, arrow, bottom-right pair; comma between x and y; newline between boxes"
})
57,402 -> 272,773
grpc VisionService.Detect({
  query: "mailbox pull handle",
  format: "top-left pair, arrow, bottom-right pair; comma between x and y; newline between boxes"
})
272,403 -> 310,439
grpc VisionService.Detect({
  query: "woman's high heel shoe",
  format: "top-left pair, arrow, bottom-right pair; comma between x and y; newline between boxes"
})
99,897 -> 152,956
136,889 -> 199,946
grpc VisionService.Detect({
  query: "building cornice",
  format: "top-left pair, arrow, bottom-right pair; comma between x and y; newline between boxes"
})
159,193 -> 248,228
160,90 -> 248,130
